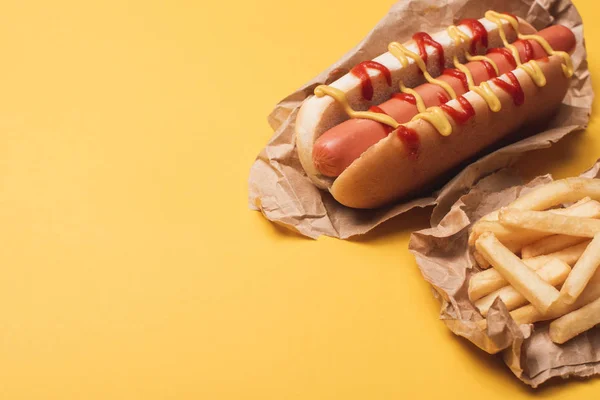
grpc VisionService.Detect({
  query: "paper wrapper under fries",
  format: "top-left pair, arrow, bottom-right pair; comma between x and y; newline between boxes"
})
409,160 -> 600,387
248,0 -> 592,239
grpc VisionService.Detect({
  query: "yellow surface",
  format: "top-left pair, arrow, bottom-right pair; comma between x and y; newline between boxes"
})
0,0 -> 598,398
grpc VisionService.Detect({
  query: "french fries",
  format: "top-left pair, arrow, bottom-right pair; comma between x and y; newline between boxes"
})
506,178 -> 600,211
469,221 -> 544,248
559,234 -> 600,304
477,270 -> 600,330
475,196 -> 592,225
475,233 -> 560,314
551,196 -> 594,212
470,178 -> 600,343
499,209 -> 600,237
540,197 -> 598,217
521,235 -> 587,259
468,241 -> 588,301
474,259 -> 570,317
549,296 -> 600,344
520,241 -> 590,269
473,250 -> 491,269
469,198 -> 600,249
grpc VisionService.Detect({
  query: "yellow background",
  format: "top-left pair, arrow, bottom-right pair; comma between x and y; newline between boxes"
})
0,0 -> 598,398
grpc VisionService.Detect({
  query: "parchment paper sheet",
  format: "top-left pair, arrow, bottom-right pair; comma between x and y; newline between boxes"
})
409,160 -> 600,387
248,0 -> 592,239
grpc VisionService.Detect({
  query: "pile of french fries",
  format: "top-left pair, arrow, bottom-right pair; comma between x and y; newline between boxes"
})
468,177 -> 600,344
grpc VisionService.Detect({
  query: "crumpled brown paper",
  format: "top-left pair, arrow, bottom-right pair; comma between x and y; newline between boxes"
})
409,160 -> 600,387
248,0 -> 592,239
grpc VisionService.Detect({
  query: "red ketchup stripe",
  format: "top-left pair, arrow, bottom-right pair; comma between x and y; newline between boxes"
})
412,32 -> 445,71
368,105 -> 388,114
458,19 -> 488,53
368,106 -> 394,134
442,68 -> 469,92
350,61 -> 392,100
516,39 -> 534,62
480,60 -> 497,79
486,47 -> 516,69
492,71 -> 524,106
397,126 -> 420,159
440,96 -> 475,125
392,92 -> 417,105
437,91 -> 449,104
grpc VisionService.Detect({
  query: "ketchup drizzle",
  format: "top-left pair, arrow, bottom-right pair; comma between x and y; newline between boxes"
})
392,92 -> 417,105
515,39 -> 534,62
492,71 -> 524,106
480,60 -> 497,79
412,32 -> 445,71
350,61 -> 392,100
368,106 -> 394,134
397,126 -> 421,159
442,68 -> 469,91
486,47 -> 516,69
440,96 -> 475,125
437,91 -> 449,104
458,19 -> 489,53
368,105 -> 388,114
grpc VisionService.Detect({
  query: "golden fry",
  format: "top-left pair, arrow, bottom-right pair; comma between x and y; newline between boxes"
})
473,250 -> 491,269
477,276 -> 600,331
560,234 -> 600,304
521,235 -> 587,259
549,296 -> 600,344
468,241 -> 589,301
513,272 -> 600,326
469,221 -> 545,248
469,198 -> 599,248
475,259 -> 570,317
499,209 -> 600,237
475,233 -> 560,314
507,178 -> 600,211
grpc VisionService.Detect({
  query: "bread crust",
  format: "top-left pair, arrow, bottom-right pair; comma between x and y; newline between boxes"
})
330,55 -> 570,208
295,18 -> 536,189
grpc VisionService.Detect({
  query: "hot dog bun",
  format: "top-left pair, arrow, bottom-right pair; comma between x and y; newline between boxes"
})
330,55 -> 569,208
295,17 -> 536,189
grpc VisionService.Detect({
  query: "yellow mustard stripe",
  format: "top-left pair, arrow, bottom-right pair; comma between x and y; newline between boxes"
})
411,107 -> 453,136
399,83 -> 426,113
388,41 -> 457,100
447,25 -> 471,49
453,58 -> 475,87
472,82 -> 502,112
446,23 -> 503,113
484,11 -> 522,65
387,40 -> 467,135
519,33 -> 574,77
388,42 -> 409,68
313,85 -> 399,129
519,60 -> 546,87
466,54 -> 500,75
447,25 -> 500,76
452,56 -> 501,111
484,10 -> 573,78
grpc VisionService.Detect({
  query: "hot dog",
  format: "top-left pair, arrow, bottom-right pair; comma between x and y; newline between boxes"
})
295,11 -> 578,208
313,25 -> 575,177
